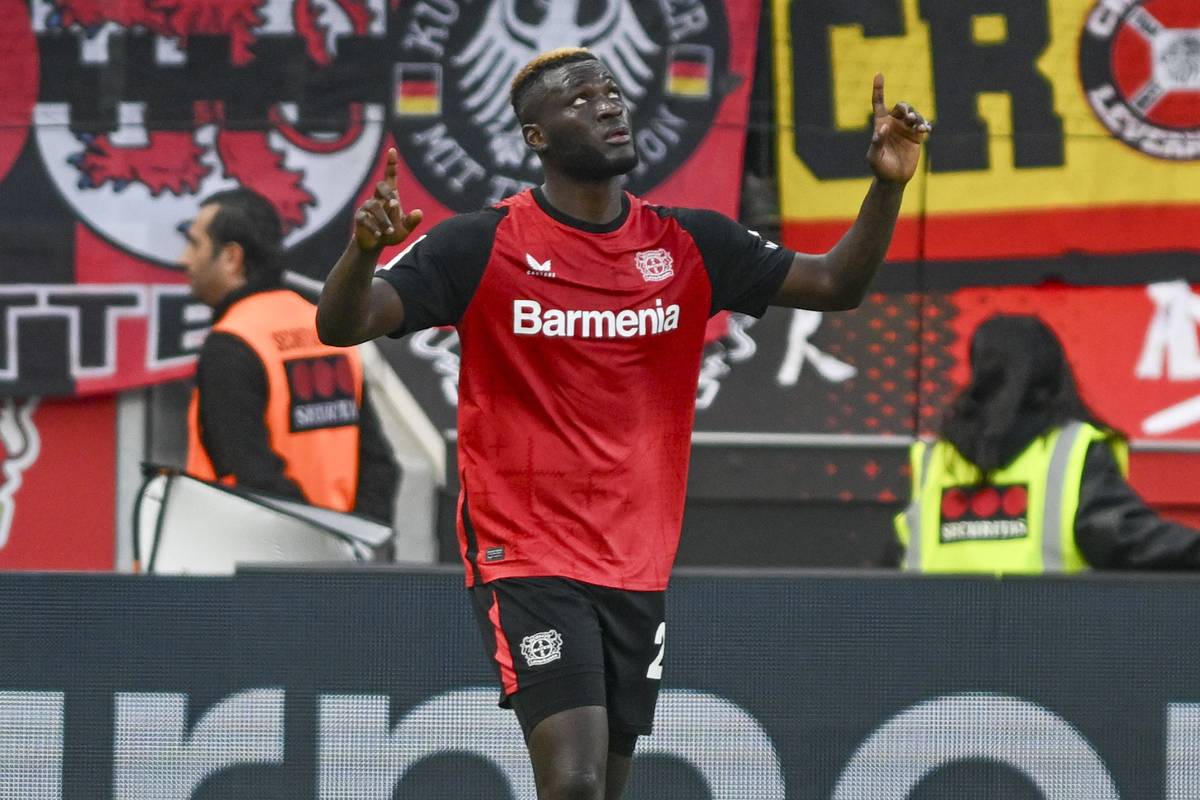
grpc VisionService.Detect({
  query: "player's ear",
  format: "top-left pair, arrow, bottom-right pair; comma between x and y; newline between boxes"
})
523,122 -> 547,153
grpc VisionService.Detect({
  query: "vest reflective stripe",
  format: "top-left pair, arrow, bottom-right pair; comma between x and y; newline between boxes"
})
1041,421 -> 1083,571
901,441 -> 936,572
895,421 -> 1123,574
186,290 -> 364,512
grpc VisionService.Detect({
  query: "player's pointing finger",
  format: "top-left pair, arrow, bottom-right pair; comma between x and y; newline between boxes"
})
384,147 -> 398,191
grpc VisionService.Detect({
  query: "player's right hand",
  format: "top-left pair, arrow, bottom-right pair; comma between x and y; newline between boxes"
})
354,147 -> 423,252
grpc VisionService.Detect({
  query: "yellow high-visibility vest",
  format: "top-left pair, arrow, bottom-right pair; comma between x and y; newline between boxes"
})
895,421 -> 1128,574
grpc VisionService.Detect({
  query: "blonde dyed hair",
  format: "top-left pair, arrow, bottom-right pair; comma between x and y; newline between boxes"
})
509,47 -> 598,122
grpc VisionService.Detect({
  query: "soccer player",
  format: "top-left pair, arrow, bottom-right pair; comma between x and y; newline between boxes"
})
318,48 -> 929,800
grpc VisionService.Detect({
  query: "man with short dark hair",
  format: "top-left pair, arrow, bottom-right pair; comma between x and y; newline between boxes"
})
182,188 -> 398,526
317,48 -> 929,799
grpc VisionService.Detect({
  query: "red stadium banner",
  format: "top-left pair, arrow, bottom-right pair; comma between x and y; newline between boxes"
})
950,284 -> 1200,526
0,0 -> 763,399
951,284 -> 1200,441
0,395 -> 115,570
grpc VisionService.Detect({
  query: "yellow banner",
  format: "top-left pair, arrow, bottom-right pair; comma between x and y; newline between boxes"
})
774,0 -> 1200,226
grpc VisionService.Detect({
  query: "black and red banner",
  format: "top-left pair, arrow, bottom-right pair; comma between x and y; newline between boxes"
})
0,0 -> 762,399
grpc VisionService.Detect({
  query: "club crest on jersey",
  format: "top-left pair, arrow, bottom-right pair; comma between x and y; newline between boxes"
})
635,248 -> 675,282
391,0 -> 731,211
520,629 -> 563,667
1080,0 -> 1200,160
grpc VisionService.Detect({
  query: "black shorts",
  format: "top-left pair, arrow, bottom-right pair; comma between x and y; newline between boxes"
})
470,577 -> 666,741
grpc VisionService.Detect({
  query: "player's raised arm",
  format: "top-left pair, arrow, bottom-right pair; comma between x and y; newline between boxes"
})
317,147 -> 423,346
771,74 -> 931,311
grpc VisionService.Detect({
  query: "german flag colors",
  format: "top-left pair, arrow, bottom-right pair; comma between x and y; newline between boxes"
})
666,45 -> 712,99
394,64 -> 442,117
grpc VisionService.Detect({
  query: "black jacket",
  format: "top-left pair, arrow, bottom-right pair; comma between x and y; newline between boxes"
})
194,287 -> 399,524
889,440 -> 1200,570
1073,443 -> 1200,569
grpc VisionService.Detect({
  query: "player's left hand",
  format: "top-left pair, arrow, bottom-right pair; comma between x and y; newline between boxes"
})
866,73 -> 931,184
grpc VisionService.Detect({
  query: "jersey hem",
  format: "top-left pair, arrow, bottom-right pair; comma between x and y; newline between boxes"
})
464,565 -> 669,592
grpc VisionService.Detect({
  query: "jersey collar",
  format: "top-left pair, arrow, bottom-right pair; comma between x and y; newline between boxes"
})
531,186 -> 630,234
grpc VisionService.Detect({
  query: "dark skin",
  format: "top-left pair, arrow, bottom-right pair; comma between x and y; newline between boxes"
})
528,706 -> 629,800
316,60 -> 929,344
316,57 -> 929,800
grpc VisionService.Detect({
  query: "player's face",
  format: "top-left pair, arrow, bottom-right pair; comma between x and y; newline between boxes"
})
180,204 -> 238,307
532,60 -> 638,180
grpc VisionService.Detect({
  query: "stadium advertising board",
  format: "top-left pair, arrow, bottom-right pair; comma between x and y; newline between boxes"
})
0,0 -> 760,398
2,569 -> 1200,797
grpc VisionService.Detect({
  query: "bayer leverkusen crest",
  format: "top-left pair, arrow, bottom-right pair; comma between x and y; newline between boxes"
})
392,0 -> 730,212
1081,0 -> 1200,160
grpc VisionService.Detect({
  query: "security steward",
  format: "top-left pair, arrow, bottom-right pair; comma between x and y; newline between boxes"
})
180,188 -> 397,525
894,314 -> 1200,574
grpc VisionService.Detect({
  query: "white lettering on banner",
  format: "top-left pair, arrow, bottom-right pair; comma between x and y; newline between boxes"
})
0,285 -> 146,381
628,106 -> 689,178
0,285 -> 209,384
0,691 -> 63,800
697,313 -> 758,410
832,693 -> 1120,800
112,688 -> 284,800
1137,281 -> 1200,434
512,299 -> 681,338
408,123 -> 487,192
777,309 -> 856,387
1088,86 -> 1200,158
1137,281 -> 1200,381
318,688 -> 783,799
667,2 -> 709,42
1087,0 -> 1139,38
409,328 -> 461,405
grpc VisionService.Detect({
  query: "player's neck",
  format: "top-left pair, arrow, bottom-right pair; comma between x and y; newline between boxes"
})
538,176 -> 625,226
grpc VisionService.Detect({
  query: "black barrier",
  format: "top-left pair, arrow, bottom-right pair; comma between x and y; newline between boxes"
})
2,567 -> 1200,798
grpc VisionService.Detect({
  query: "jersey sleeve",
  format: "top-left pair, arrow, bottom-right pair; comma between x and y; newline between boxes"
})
374,207 -> 506,336
666,207 -> 795,317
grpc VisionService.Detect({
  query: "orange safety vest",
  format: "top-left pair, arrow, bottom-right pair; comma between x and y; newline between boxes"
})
186,289 -> 364,512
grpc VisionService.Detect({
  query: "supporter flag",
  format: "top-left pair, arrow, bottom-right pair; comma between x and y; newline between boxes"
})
666,45 -> 713,99
0,0 -> 761,399
394,64 -> 442,117
771,0 -> 1200,444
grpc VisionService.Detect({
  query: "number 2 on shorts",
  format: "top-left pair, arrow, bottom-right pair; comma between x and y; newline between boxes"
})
646,621 -> 666,680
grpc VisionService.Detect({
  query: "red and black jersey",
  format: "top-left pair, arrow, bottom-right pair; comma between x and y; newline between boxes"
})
378,188 -> 792,590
